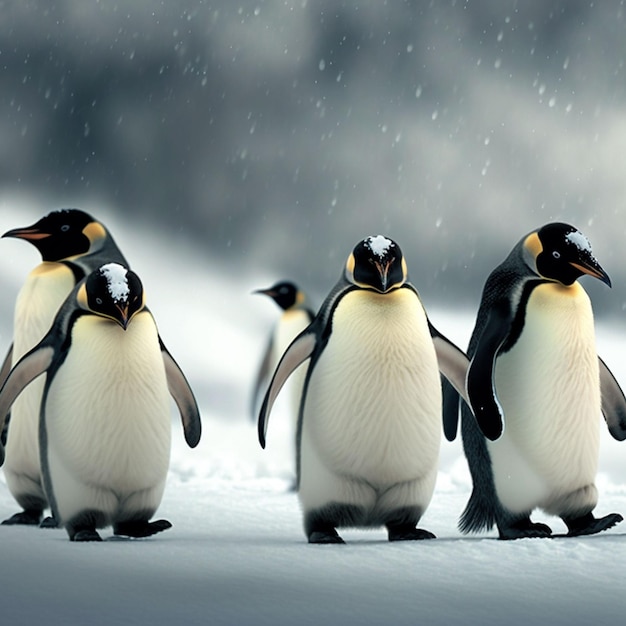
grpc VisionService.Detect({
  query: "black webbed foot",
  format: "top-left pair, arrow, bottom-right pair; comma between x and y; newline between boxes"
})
563,512 -> 623,537
1,509 -> 43,526
498,518 -> 552,540
387,524 -> 436,542
308,528 -> 345,544
39,515 -> 59,529
114,519 -> 172,538
72,529 -> 103,542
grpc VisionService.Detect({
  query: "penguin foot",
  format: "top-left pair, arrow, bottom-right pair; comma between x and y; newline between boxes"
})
39,515 -> 59,529
563,512 -> 623,537
308,528 -> 345,544
1,509 -> 43,526
387,524 -> 436,542
114,519 -> 172,538
498,519 -> 552,540
72,529 -> 103,542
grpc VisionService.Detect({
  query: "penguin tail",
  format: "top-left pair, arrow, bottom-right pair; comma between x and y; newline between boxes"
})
458,489 -> 497,534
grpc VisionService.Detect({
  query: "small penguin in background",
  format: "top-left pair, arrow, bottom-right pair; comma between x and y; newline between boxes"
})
0,263 -> 201,542
258,235 -> 471,544
0,209 -> 127,527
252,282 -> 314,484
251,281 -> 314,420
444,222 -> 626,539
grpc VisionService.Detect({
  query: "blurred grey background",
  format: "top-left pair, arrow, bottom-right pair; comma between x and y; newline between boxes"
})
2,1 -> 626,316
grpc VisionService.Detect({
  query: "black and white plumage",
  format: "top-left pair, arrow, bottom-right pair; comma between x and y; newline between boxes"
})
0,263 -> 201,541
251,281 -> 314,421
252,281 -> 315,485
0,209 -> 128,526
258,235 -> 471,544
444,222 -> 626,539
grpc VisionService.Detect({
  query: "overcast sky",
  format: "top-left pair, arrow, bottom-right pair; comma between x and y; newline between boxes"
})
1,1 -> 626,314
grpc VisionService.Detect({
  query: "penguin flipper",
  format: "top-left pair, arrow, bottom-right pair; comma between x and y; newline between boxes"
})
0,343 -> 13,390
160,340 -> 202,448
442,379 -> 461,441
466,305 -> 509,441
598,356 -> 626,441
258,331 -> 316,449
0,345 -> 55,466
428,322 -> 470,402
427,322 -> 469,442
251,334 -> 274,421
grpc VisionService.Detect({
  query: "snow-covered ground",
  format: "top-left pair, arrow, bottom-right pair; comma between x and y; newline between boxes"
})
1,203 -> 626,626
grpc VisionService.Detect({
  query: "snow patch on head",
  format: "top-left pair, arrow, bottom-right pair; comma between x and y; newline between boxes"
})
100,263 -> 130,303
565,230 -> 593,255
366,235 -> 394,258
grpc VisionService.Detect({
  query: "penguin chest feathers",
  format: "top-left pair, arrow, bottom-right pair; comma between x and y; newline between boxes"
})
45,311 -> 172,490
273,309 -> 311,362
492,281 -> 601,492
304,288 -> 441,484
13,263 -> 76,359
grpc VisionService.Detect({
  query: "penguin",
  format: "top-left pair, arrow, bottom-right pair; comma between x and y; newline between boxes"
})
258,235 -> 471,544
0,209 -> 128,526
251,281 -> 314,421
443,222 -> 626,539
0,262 -> 201,541
252,282 -> 315,485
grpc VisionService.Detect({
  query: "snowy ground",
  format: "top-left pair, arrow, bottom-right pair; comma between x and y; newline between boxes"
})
1,204 -> 626,625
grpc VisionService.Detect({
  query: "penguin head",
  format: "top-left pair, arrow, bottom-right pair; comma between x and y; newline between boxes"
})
345,235 -> 407,293
522,222 -> 611,287
2,209 -> 110,262
253,281 -> 302,311
78,263 -> 145,330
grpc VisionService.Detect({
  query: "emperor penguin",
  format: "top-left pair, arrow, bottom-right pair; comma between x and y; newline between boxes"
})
0,209 -> 127,526
0,263 -> 201,541
251,282 -> 314,418
252,282 -> 314,484
258,235 -> 471,544
443,222 -> 626,539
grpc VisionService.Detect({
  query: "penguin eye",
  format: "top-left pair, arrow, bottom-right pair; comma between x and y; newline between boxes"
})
61,224 -> 70,232
95,297 -> 103,305
552,250 -> 561,259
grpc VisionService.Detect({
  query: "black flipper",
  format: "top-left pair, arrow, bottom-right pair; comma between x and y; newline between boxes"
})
258,330 -> 316,449
160,337 -> 202,448
0,343 -> 13,391
251,334 -> 274,421
466,302 -> 511,441
442,378 -> 461,442
598,357 -> 626,441
0,345 -> 55,466
428,321 -> 471,405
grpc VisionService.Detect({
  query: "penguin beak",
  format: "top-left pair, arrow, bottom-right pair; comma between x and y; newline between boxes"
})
374,260 -> 393,293
115,303 -> 130,330
2,226 -> 51,241
570,260 -> 612,288
252,288 -> 275,298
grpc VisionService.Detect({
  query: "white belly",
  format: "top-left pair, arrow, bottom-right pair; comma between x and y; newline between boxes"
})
44,312 -> 172,500
302,289 -> 442,487
489,282 -> 601,512
5,264 -> 75,488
